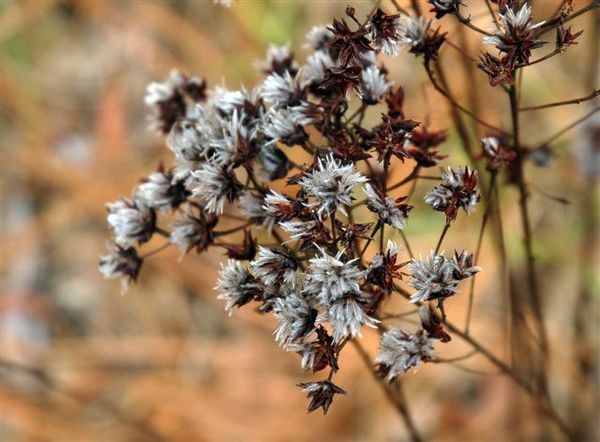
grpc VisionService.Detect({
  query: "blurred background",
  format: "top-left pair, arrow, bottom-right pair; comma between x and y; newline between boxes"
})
1,0 -> 598,440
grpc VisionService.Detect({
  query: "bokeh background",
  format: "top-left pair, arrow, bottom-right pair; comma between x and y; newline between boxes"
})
1,0 -> 598,440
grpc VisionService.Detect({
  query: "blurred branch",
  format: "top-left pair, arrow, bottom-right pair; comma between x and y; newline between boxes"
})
351,340 -> 423,442
519,90 -> 600,111
0,358 -> 164,441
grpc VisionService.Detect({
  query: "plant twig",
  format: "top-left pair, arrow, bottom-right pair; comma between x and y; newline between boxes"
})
465,172 -> 497,333
509,82 -> 550,397
538,107 -> 600,147
351,340 -> 423,442
0,358 -> 164,441
519,90 -> 599,111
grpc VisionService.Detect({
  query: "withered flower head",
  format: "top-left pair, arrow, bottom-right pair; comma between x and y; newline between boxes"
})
424,166 -> 479,223
367,240 -> 407,291
483,2 -> 545,67
408,126 -> 447,167
376,328 -> 437,381
400,16 -> 446,61
364,183 -> 412,230
295,326 -> 339,373
215,260 -> 263,315
297,380 -> 346,414
106,198 -> 156,248
273,294 -> 317,347
257,44 -> 299,76
327,18 -> 373,66
223,230 -> 257,261
368,115 -> 415,163
317,65 -> 363,98
419,306 -> 451,342
479,136 -> 516,171
478,52 -> 516,87
428,0 -> 461,19
555,24 -> 583,52
251,246 -> 298,288
366,9 -> 403,57
170,212 -> 218,254
99,245 -> 143,292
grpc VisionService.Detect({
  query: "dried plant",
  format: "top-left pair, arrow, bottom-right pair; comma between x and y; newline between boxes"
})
99,1 -> 599,440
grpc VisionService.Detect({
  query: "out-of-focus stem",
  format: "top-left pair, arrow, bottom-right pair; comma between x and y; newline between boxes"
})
519,89 -> 599,111
465,172 -> 497,332
508,82 -> 550,397
351,340 -> 423,442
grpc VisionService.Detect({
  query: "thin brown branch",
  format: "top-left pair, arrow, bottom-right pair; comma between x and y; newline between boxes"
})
509,81 -> 550,397
351,340 -> 423,442
519,89 -> 599,111
539,107 -> 600,147
434,223 -> 450,254
484,0 -> 501,29
456,13 -> 494,36
465,172 -> 497,332
424,60 -> 509,138
539,1 -> 599,34
0,358 -> 164,441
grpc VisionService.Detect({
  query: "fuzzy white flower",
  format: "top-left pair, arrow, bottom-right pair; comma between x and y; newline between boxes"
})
273,294 -> 316,348
304,25 -> 334,50
191,163 -> 242,214
261,71 -> 298,107
364,183 -> 411,229
376,328 -> 436,380
400,16 -> 431,49
359,66 -> 393,104
106,199 -> 155,247
251,246 -> 298,288
408,251 -> 458,303
215,260 -> 262,315
263,108 -> 303,142
170,215 -> 211,254
136,171 -> 186,212
484,3 -> 544,49
256,44 -> 298,74
144,69 -> 185,105
304,248 -> 363,306
217,110 -> 258,165
366,12 -> 403,56
300,50 -> 334,86
321,296 -> 378,343
278,220 -> 318,244
167,120 -> 206,162
299,154 -> 368,217
99,245 -> 142,292
263,190 -> 295,220
239,192 -> 277,232
424,166 -> 479,220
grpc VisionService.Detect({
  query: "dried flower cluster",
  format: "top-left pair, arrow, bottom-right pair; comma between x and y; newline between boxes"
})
100,0 -> 590,420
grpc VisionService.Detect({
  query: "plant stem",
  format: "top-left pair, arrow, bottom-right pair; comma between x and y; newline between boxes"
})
508,82 -> 550,396
351,340 -> 423,442
538,107 -> 600,147
519,89 -> 599,111
465,172 -> 497,332
434,223 -> 450,254
141,242 -> 171,259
